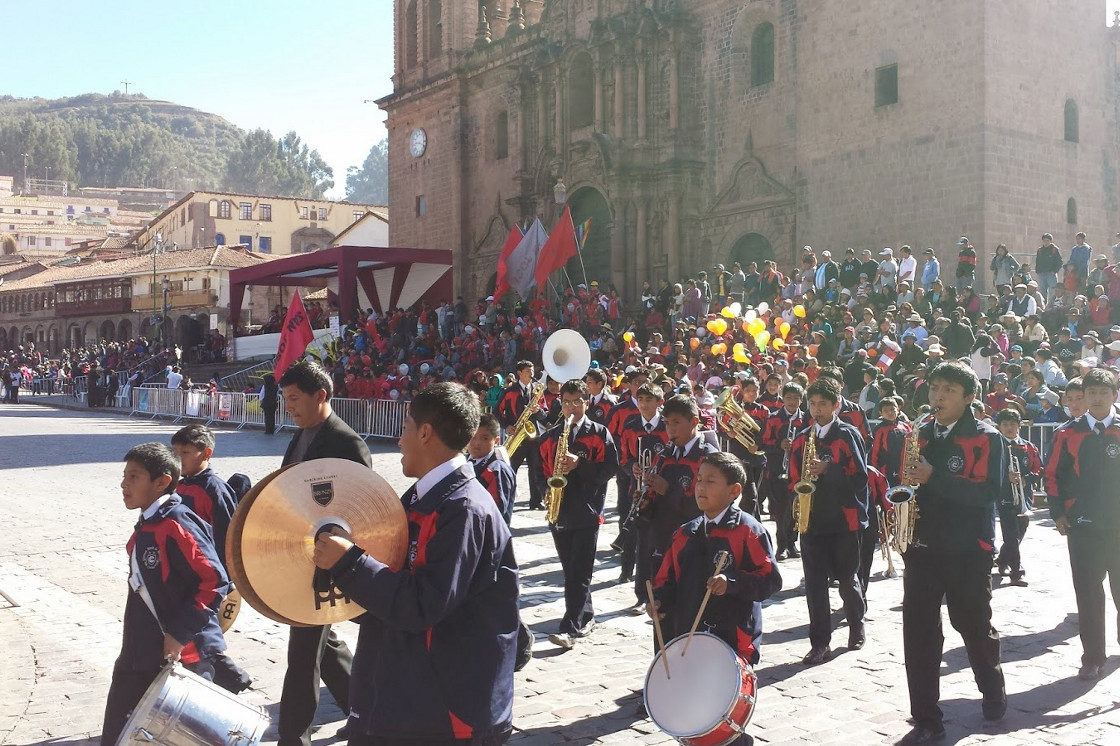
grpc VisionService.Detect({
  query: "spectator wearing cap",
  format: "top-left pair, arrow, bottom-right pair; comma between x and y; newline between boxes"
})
711,264 -> 729,304
815,250 -> 839,290
1088,254 -> 1110,290
919,248 -> 941,291
1006,283 -> 1037,317
904,313 -> 928,347
955,237 -> 977,291
1082,330 -> 1104,361
1089,286 -> 1110,329
839,248 -> 861,289
837,326 -> 859,363
1035,233 -> 1064,301
875,248 -> 898,292
990,243 -> 1019,288
859,249 -> 879,286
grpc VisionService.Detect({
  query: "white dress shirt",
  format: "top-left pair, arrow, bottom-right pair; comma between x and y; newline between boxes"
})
414,454 -> 470,503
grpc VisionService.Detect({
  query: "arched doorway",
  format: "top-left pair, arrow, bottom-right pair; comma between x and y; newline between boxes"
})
175,314 -> 205,351
0,327 -> 7,348
118,319 -> 133,341
8,326 -> 17,347
100,319 -> 116,341
67,324 -> 81,350
566,187 -> 613,290
82,321 -> 96,345
47,326 -> 58,352
729,233 -> 774,270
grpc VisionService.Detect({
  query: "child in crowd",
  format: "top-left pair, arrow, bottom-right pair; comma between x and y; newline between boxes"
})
101,443 -> 229,745
993,409 -> 1041,586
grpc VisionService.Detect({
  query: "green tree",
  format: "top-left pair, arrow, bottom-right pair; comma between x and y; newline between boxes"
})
345,138 -> 389,204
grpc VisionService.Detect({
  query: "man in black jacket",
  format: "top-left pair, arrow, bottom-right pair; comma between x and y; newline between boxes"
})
896,360 -> 1007,745
277,361 -> 371,746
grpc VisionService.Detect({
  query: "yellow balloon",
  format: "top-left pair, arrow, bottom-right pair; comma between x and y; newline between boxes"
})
755,330 -> 771,348
794,304 -> 807,318
721,306 -> 736,319
733,343 -> 751,364
779,321 -> 791,338
705,318 -> 722,335
747,318 -> 766,336
773,338 -> 786,350
623,331 -> 634,343
715,318 -> 729,336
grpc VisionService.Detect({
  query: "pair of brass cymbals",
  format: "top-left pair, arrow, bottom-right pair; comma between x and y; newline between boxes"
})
226,458 -> 407,627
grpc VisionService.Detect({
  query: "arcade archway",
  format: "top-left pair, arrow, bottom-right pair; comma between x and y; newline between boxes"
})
566,187 -> 613,290
729,233 -> 774,270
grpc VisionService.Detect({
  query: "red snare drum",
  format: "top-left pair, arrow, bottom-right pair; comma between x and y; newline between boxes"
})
643,632 -> 757,746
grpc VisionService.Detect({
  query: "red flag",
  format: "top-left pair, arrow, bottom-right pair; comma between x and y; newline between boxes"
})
492,223 -> 525,299
534,206 -> 579,289
274,291 -> 315,378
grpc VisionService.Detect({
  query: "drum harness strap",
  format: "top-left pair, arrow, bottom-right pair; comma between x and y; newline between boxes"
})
130,548 -> 168,637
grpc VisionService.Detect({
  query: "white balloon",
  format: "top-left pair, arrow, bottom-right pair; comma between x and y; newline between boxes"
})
420,362 -> 431,374
399,364 -> 410,376
389,389 -> 400,400
757,302 -> 770,314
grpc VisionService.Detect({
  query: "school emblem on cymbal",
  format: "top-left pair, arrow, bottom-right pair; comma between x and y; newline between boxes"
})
947,455 -> 965,474
311,481 -> 334,507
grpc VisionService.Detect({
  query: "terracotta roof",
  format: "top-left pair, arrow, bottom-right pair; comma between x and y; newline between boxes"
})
0,259 -> 47,278
0,245 -> 267,292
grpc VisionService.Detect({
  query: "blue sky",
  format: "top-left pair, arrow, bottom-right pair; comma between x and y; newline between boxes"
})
5,2 -> 1119,199
4,0 -> 395,198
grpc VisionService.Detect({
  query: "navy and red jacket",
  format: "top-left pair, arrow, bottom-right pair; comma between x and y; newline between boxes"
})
870,420 -> 911,486
496,381 -> 535,428
605,396 -> 638,443
838,397 -> 870,452
910,411 -> 1005,554
587,391 -> 618,427
618,412 -> 668,478
120,494 -> 229,671
331,464 -> 518,741
472,452 -> 516,525
654,507 -> 782,665
1045,415 -> 1120,532
1002,436 -> 1042,506
534,389 -> 562,431
788,419 -> 870,534
175,467 -> 237,566
646,436 -> 720,551
540,417 -> 619,530
761,407 -> 808,478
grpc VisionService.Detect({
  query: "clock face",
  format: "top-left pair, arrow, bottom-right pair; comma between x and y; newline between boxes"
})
410,128 -> 427,157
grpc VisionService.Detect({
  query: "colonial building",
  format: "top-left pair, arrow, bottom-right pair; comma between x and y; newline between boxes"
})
380,0 -> 1120,300
132,191 -> 388,257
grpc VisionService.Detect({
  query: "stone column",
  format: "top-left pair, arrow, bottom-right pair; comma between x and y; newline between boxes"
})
554,71 -> 564,145
593,54 -> 603,131
636,55 -> 647,140
635,198 -> 648,293
668,49 -> 679,131
666,196 -> 680,281
538,74 -> 548,143
613,60 -> 624,136
610,213 -> 626,298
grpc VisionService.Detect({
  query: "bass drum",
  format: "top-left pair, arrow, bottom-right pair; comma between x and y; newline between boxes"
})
644,632 -> 757,746
116,663 -> 268,745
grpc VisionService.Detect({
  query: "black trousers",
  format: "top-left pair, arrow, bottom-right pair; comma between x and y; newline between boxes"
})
632,524 -> 655,604
102,657 -> 215,745
801,532 -> 864,649
617,474 -> 637,579
857,513 -> 879,603
279,625 -> 354,746
1067,529 -> 1120,667
348,728 -> 512,745
264,401 -> 277,434
996,505 -> 1027,575
902,548 -> 1004,728
767,478 -> 796,552
551,525 -> 598,634
509,441 -> 544,508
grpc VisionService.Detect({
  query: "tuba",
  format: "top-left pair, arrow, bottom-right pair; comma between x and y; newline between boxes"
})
546,415 -> 576,524
505,329 -> 591,458
885,409 -> 937,553
791,432 -> 818,534
714,388 -> 762,453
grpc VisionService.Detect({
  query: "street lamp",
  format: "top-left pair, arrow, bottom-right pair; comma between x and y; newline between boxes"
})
162,276 -> 172,350
553,177 -> 567,205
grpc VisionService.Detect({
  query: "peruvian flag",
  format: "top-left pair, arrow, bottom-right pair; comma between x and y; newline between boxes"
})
274,291 -> 315,378
492,223 -> 525,299
875,338 -> 901,373
534,206 -> 579,290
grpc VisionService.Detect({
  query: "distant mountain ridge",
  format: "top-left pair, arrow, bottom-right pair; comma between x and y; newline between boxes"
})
0,92 -> 334,199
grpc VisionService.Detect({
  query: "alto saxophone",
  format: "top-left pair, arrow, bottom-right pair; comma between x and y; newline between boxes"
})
505,382 -> 544,459
546,415 -> 576,524
791,432 -> 818,534
885,409 -> 936,553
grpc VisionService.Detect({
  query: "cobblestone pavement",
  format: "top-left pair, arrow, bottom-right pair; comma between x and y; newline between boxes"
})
1,402 -> 1118,746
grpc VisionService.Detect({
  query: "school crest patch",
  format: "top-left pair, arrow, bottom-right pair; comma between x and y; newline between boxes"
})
947,455 -> 965,474
1106,442 -> 1120,460
141,546 -> 160,570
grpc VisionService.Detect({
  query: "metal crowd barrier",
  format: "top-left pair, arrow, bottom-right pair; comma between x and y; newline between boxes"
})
126,388 -> 409,440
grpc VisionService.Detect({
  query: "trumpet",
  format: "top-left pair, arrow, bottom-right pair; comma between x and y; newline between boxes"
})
623,443 -> 667,533
791,432 -> 818,534
714,388 -> 761,453
1009,450 -> 1026,513
636,447 -> 654,498
778,415 -> 797,481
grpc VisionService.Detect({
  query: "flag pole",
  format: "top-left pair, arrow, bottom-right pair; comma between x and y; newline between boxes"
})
575,228 -> 591,290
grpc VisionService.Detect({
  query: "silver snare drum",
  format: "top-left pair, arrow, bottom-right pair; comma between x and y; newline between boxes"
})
117,663 -> 268,745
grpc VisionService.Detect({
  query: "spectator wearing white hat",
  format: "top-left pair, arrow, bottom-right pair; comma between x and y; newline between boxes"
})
876,248 -> 898,292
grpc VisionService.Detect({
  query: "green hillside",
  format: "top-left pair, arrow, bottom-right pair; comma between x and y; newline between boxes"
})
0,93 -> 333,198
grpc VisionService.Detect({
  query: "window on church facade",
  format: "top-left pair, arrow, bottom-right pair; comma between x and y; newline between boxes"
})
569,53 -> 595,129
751,23 -> 775,86
1064,99 -> 1079,142
427,0 -> 442,59
405,0 -> 419,69
496,110 -> 509,160
875,64 -> 898,107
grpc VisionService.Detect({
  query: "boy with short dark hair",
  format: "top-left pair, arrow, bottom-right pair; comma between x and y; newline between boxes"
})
1045,367 -> 1120,681
468,412 -> 516,525
761,382 -> 808,560
993,408 -> 1041,586
102,443 -> 229,745
614,382 -> 669,580
652,452 -> 782,672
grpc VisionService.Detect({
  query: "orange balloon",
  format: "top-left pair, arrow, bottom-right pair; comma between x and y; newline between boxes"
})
690,337 -> 700,350
742,321 -> 752,334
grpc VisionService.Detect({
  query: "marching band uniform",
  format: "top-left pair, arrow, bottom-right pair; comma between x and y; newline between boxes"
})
902,410 -> 1006,735
606,395 -> 640,538
329,457 -> 519,743
761,406 -> 808,557
859,465 -> 891,603
497,380 -> 545,510
587,389 -> 618,427
725,387 -> 771,517
997,435 -> 1041,583
473,451 -> 517,526
838,397 -> 871,451
102,495 -> 229,745
788,416 -> 869,657
619,412 -> 669,596
540,416 -> 619,639
1045,412 -> 1120,677
870,418 -> 911,486
654,505 -> 782,665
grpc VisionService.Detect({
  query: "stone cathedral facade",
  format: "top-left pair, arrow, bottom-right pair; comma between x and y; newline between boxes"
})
379,0 -> 1120,301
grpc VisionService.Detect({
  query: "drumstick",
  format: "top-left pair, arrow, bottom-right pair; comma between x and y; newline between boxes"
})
645,580 -> 671,680
681,550 -> 730,657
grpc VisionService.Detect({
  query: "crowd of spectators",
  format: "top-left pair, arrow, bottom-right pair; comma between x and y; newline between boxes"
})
1,338 -> 177,403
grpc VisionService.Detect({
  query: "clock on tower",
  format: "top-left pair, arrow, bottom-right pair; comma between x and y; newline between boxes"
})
409,128 -> 427,157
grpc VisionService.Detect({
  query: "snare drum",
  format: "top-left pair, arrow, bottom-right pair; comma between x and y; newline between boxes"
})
644,632 -> 757,746
117,663 -> 268,745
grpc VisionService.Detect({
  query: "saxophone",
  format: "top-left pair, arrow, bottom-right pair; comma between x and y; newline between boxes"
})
791,432 -> 818,534
885,409 -> 936,553
546,415 -> 576,524
505,382 -> 543,459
